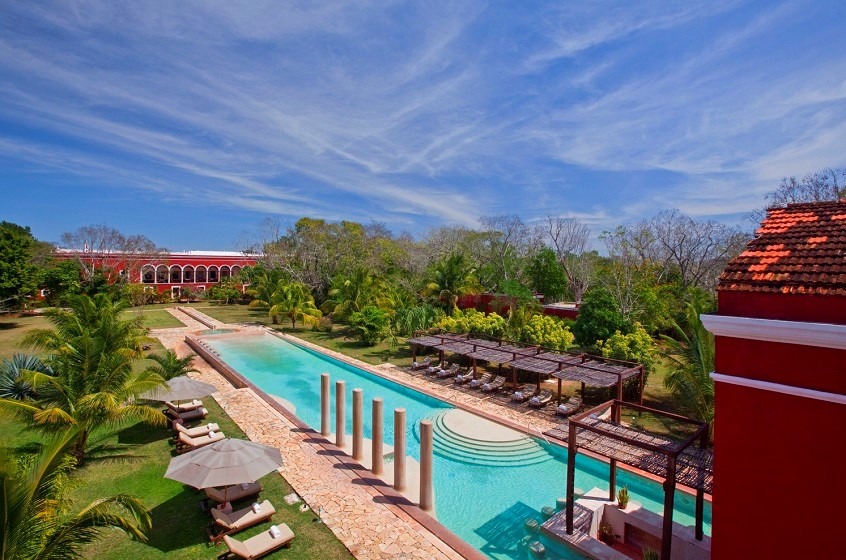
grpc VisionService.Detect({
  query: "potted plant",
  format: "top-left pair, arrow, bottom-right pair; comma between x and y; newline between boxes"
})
642,549 -> 659,560
598,522 -> 618,545
617,485 -> 629,509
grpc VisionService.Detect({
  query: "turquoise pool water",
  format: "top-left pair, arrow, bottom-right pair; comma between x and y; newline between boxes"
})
204,333 -> 711,560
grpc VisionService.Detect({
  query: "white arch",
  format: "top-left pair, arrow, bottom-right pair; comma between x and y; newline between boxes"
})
183,265 -> 195,283
196,265 -> 207,283
155,265 -> 168,284
169,265 -> 182,284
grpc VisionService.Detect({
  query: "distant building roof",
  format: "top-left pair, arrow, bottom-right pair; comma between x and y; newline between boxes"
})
718,200 -> 846,296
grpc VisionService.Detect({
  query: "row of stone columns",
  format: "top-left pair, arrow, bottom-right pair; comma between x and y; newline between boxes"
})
319,373 -> 433,512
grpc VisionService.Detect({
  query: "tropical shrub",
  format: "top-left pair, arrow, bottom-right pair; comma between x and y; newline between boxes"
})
392,304 -> 443,338
312,316 -> 333,333
0,428 -> 151,559
520,314 -> 574,351
0,354 -> 50,400
349,305 -> 391,345
573,287 -> 632,349
434,308 -> 506,338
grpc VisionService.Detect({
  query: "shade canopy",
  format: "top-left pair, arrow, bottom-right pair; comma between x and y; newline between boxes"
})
141,375 -> 218,402
165,438 -> 284,489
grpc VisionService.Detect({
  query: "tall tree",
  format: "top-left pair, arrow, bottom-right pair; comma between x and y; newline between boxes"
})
545,215 -> 595,302
0,222 -> 40,309
59,225 -> 164,289
0,428 -> 151,559
0,294 -> 166,464
525,247 -> 568,302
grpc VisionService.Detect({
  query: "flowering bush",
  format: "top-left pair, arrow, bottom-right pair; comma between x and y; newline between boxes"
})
434,308 -> 506,337
598,322 -> 655,372
520,314 -> 574,351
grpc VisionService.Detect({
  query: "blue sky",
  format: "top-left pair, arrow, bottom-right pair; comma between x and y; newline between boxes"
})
1,1 -> 845,251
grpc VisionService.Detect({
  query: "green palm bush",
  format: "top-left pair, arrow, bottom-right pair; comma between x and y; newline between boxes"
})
0,428 -> 151,559
0,294 -> 167,464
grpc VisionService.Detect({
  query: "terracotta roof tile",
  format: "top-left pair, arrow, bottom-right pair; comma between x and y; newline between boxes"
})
718,200 -> 846,295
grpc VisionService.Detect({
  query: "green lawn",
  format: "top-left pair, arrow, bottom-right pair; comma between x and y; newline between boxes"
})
123,308 -> 186,329
0,313 -> 51,360
2,399 -> 353,560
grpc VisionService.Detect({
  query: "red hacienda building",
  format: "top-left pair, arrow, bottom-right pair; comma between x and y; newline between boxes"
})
702,200 -> 846,559
55,249 -> 258,298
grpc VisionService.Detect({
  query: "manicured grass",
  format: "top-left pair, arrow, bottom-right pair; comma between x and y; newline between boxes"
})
2,399 -> 353,560
123,309 -> 186,329
195,304 -> 275,326
0,313 -> 51,360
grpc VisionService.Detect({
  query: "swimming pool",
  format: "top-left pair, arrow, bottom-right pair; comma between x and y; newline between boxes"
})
204,332 -> 711,559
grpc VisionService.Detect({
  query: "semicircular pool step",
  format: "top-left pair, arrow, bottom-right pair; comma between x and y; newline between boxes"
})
414,409 -> 551,467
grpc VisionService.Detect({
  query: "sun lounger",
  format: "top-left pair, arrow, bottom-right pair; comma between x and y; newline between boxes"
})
481,375 -> 505,393
437,364 -> 461,378
528,390 -> 553,408
454,370 -> 474,384
208,500 -> 276,543
165,399 -> 204,414
167,406 -> 209,422
510,386 -> 535,402
426,361 -> 446,375
411,357 -> 433,371
469,373 -> 494,390
176,430 -> 225,453
555,396 -> 582,417
205,482 -> 263,505
173,421 -> 220,439
218,523 -> 295,559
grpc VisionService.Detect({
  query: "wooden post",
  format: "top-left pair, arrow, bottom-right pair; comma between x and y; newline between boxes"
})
609,459 -> 617,502
639,366 -> 645,406
352,388 -> 363,461
335,380 -> 346,449
566,421 -> 577,534
372,398 -> 383,476
320,373 -> 330,437
557,378 -> 562,404
661,456 -> 677,560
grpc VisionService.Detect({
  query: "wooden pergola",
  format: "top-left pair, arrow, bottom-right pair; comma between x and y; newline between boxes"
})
564,400 -> 712,560
408,331 -> 645,403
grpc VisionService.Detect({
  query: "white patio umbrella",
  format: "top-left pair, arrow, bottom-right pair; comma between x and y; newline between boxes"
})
165,438 -> 284,493
141,375 -> 217,403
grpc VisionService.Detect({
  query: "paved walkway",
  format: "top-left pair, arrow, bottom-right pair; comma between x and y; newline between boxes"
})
154,308 -> 467,560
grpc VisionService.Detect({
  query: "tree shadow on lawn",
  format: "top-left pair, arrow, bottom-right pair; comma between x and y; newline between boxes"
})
146,490 -> 210,552
118,421 -> 168,446
0,322 -> 19,330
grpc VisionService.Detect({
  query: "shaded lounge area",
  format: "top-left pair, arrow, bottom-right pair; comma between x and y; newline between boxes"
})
562,400 -> 712,560
408,331 -> 645,405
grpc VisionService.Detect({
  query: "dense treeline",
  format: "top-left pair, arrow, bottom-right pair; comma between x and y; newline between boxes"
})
2,167 -> 844,429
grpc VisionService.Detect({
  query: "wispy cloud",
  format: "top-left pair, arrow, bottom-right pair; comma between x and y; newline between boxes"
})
1,0 -> 844,248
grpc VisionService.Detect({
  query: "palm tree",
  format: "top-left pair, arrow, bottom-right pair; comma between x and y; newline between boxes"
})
269,282 -> 322,329
660,300 -> 715,439
0,354 -> 52,400
0,294 -> 166,464
324,267 -> 381,320
423,253 -> 482,313
0,428 -> 151,559
145,350 -> 198,380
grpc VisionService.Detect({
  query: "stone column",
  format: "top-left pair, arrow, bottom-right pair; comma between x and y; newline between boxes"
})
335,380 -> 346,449
419,419 -> 434,512
320,373 -> 330,437
372,398 -> 383,476
393,408 -> 406,492
352,388 -> 363,461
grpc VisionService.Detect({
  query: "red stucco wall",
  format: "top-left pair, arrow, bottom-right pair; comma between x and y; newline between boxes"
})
713,291 -> 846,559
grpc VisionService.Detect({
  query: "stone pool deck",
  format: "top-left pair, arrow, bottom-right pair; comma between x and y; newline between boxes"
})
155,308 -> 499,560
